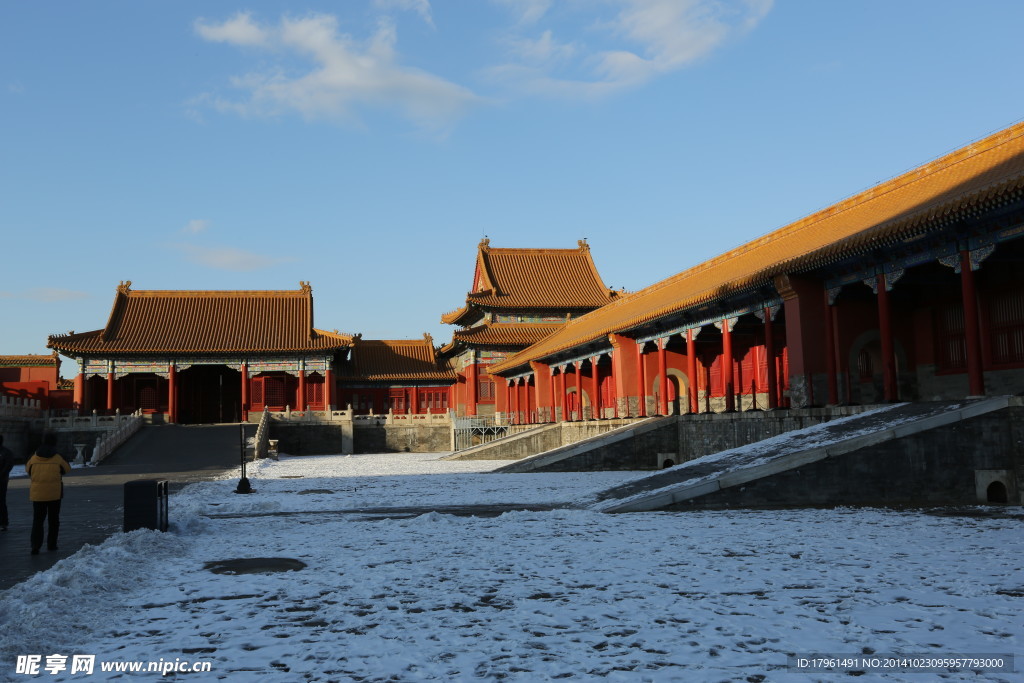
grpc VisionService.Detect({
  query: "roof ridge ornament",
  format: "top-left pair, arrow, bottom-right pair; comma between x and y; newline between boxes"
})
117,280 -> 132,295
578,239 -> 589,250
299,281 -> 312,294
479,237 -> 491,251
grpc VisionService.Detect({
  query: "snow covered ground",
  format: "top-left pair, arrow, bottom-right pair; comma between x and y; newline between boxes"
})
2,452 -> 1021,682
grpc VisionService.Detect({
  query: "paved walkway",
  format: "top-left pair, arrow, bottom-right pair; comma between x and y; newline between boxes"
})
0,424 -> 245,591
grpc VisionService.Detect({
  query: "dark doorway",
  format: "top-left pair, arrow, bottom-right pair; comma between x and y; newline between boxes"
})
986,481 -> 1009,504
177,365 -> 241,424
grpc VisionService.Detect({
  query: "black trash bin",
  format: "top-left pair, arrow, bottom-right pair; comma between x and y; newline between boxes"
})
123,479 -> 169,532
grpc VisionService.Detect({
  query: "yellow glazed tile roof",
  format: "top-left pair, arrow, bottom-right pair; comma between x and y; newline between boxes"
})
47,282 -> 352,355
490,122 -> 1024,374
0,353 -> 60,368
441,240 -> 617,323
339,337 -> 455,381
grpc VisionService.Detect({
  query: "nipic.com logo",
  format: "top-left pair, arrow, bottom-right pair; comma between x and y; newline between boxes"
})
15,654 -> 214,676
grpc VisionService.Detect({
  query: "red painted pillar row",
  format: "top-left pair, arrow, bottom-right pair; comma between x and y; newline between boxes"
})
960,250 -> 986,396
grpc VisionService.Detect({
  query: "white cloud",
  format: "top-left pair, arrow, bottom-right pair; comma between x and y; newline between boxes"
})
183,219 -> 210,234
495,0 -> 552,25
195,12 -> 269,46
177,244 -> 295,272
23,288 -> 90,302
487,0 -> 773,97
193,12 -> 479,130
373,0 -> 434,27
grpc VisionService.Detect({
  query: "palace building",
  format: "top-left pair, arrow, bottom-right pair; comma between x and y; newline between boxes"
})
487,122 -> 1024,421
38,122 -> 1024,428
47,282 -> 352,423
336,335 -> 455,415
439,239 -> 620,417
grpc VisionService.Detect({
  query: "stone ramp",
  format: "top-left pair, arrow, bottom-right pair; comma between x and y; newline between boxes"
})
493,416 -> 668,473
104,423 -> 246,475
590,397 -> 1018,512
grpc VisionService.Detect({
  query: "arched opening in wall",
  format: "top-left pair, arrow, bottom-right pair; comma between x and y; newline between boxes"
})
987,481 -> 1009,503
566,387 -> 589,421
650,370 -> 686,415
662,458 -> 676,469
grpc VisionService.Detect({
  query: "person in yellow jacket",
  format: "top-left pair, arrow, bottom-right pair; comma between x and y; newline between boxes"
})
26,433 -> 71,555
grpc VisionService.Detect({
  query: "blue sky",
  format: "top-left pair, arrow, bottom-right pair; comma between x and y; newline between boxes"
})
3,1 -> 1023,376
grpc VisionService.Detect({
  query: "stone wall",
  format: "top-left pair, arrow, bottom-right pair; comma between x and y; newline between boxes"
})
269,423 -> 353,456
667,405 -> 1024,508
355,425 -> 451,454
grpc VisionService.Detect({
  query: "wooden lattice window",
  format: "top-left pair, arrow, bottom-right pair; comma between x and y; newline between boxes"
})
935,302 -> 967,370
477,379 -> 496,401
264,376 -> 287,408
304,377 -> 324,407
250,378 -> 264,405
419,390 -> 448,412
139,385 -> 158,411
991,288 -> 1024,365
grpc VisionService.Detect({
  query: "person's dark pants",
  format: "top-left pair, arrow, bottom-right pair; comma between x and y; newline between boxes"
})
0,477 -> 8,528
31,500 -> 61,551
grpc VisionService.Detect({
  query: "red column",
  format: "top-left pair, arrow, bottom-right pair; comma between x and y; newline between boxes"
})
722,320 -> 735,412
591,357 -> 601,420
608,355 -> 618,418
167,364 -> 176,424
960,250 -> 986,396
411,386 -> 419,414
657,338 -> 668,416
823,292 -> 838,405
877,273 -> 898,402
240,364 -> 249,420
549,370 -> 557,422
466,362 -> 478,416
73,372 -> 84,410
512,378 -> 520,421
686,330 -> 698,414
521,379 -> 529,423
298,370 -> 307,410
763,310 -> 778,409
106,372 -> 115,412
324,367 -> 333,411
636,343 -> 647,417
560,367 -> 569,421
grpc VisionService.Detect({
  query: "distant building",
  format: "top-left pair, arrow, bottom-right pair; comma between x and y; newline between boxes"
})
439,239 -> 619,417
0,352 -> 68,408
336,335 -> 455,415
